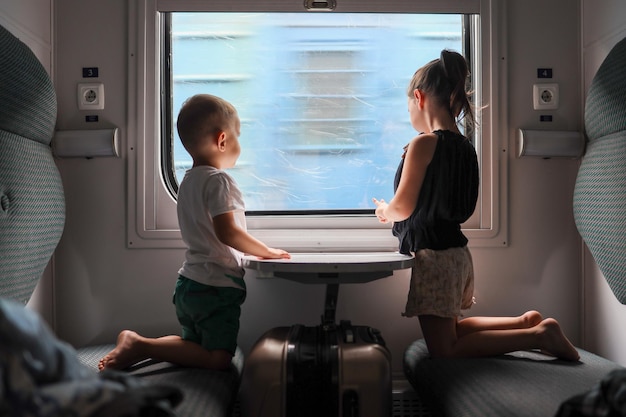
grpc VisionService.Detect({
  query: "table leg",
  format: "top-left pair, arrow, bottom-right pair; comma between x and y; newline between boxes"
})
322,283 -> 339,325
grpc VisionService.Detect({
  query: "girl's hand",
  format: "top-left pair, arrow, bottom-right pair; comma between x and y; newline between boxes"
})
372,198 -> 390,223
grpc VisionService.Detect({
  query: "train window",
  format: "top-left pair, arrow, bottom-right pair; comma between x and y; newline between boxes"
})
129,0 -> 506,250
163,13 -> 467,214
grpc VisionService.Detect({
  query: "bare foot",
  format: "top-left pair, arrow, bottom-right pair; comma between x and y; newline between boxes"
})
537,318 -> 580,361
98,330 -> 147,371
521,310 -> 543,328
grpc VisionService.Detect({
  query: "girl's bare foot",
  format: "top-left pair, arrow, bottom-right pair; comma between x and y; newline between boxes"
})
537,318 -> 580,361
98,330 -> 147,371
521,310 -> 543,328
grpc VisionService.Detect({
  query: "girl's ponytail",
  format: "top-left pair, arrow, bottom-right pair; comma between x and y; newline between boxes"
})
440,50 -> 476,132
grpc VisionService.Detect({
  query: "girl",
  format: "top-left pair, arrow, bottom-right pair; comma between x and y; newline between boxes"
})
373,50 -> 579,361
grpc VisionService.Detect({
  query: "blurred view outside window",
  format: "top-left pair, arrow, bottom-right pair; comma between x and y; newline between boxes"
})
164,13 -> 467,213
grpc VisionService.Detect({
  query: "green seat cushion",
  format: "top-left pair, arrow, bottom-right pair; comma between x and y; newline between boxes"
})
403,339 -> 623,417
574,36 -> 626,304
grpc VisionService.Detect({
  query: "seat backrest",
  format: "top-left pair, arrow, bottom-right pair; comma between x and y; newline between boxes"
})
574,37 -> 626,303
0,24 -> 64,304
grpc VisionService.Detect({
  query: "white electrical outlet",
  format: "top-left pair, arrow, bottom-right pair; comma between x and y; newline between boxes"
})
77,83 -> 105,110
533,83 -> 559,110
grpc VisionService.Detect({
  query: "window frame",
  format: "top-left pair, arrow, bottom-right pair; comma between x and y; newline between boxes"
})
126,0 -> 508,250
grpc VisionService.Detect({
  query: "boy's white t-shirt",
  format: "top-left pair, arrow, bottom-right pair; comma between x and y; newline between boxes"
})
177,166 -> 246,290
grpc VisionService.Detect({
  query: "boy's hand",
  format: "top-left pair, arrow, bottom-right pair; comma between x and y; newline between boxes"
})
259,248 -> 291,260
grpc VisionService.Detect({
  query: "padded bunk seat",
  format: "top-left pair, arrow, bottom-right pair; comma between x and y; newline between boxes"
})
404,341 -> 622,417
0,23 -> 242,416
403,37 -> 626,417
78,345 -> 244,417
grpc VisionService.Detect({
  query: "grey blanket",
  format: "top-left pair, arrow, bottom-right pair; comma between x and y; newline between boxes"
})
556,369 -> 626,417
0,298 -> 182,416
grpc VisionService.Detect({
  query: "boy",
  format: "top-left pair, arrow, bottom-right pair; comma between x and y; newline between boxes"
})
99,94 -> 290,371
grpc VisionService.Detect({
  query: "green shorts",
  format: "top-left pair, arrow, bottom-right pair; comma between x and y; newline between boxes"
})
173,275 -> 247,355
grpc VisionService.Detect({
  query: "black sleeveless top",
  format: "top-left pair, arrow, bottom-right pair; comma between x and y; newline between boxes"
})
392,130 -> 479,254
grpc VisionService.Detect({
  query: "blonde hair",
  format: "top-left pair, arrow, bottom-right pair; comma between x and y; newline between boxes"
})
407,50 -> 476,132
176,94 -> 238,153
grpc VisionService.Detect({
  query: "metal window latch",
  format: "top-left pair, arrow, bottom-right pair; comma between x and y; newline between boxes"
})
304,0 -> 336,11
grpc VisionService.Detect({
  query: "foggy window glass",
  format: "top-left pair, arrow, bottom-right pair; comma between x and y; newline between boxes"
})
165,13 -> 466,213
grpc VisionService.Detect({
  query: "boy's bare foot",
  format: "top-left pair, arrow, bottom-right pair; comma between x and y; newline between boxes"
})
521,310 -> 543,328
98,330 -> 147,371
537,318 -> 580,361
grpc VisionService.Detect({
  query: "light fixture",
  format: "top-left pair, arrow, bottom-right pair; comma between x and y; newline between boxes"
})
52,128 -> 120,158
516,129 -> 585,158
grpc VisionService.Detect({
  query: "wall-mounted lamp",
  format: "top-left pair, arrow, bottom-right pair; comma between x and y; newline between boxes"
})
52,128 -> 120,158
516,129 -> 585,159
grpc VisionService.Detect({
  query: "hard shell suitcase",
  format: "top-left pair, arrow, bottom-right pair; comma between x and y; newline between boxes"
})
240,319 -> 392,417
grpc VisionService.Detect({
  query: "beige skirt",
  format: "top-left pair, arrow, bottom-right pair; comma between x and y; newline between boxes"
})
402,246 -> 475,319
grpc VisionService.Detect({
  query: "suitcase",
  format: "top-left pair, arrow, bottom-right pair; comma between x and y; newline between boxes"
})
240,319 -> 392,417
